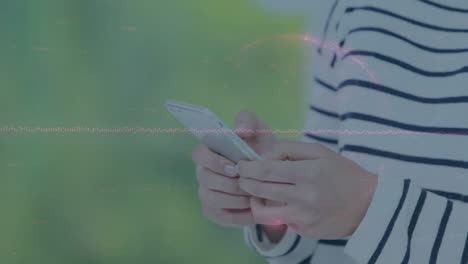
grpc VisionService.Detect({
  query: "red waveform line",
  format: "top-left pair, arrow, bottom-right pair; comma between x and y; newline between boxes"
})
1,127 -> 468,135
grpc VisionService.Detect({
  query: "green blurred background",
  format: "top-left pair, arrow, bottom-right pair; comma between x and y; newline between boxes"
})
0,1 -> 309,263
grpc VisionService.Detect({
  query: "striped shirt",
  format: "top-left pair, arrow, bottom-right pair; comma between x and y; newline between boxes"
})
244,1 -> 468,263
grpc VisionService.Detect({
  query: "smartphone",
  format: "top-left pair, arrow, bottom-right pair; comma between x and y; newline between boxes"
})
165,99 -> 262,163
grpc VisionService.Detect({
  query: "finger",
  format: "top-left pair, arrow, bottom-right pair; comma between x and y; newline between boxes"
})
202,206 -> 254,227
197,166 -> 250,196
198,187 -> 250,209
237,159 -> 299,183
234,110 -> 260,138
239,177 -> 296,202
192,144 -> 237,176
250,196 -> 292,225
265,140 -> 336,161
234,110 -> 274,142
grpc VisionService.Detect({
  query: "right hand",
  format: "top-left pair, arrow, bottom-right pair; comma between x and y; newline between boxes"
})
192,110 -> 277,227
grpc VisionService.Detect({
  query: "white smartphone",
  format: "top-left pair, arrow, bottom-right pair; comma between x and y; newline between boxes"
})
165,99 -> 262,163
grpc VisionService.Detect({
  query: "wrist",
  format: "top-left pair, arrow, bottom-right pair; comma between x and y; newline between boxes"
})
261,224 -> 288,243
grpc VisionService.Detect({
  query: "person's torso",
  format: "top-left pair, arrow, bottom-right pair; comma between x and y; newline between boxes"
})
304,1 -> 468,263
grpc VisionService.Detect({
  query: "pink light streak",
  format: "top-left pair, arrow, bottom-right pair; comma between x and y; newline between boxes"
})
228,33 -> 379,83
3,34 -> 392,138
1,127 -> 466,135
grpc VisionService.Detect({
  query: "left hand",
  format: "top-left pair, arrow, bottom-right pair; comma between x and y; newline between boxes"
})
236,139 -> 378,239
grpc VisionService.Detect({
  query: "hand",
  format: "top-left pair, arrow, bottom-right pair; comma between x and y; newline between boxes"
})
191,110 -> 277,227
236,140 -> 378,239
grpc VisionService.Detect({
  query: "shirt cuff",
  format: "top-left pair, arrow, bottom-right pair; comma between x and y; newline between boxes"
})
344,173 -> 408,263
244,224 -> 301,258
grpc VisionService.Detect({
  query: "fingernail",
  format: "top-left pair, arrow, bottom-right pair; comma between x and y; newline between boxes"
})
224,164 -> 238,177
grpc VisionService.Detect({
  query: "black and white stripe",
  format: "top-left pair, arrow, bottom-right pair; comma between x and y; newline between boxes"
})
246,1 -> 468,263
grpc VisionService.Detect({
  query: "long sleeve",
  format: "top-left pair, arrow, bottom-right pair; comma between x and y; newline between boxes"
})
344,171 -> 468,264
241,31 -> 354,262
245,0 -> 468,263
243,1 -> 355,263
330,1 -> 468,263
242,31 -> 354,264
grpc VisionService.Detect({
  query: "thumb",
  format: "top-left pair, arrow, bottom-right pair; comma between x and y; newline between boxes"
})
263,139 -> 336,161
234,110 -> 273,140
233,110 -> 277,156
234,110 -> 262,138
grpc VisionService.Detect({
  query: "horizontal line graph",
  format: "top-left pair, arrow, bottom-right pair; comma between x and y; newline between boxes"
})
1,127 -> 467,135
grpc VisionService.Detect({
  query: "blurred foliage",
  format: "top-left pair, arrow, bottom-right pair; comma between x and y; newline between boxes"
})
0,0 -> 306,263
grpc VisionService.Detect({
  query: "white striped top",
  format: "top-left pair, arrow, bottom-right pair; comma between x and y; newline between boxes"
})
243,1 -> 468,263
